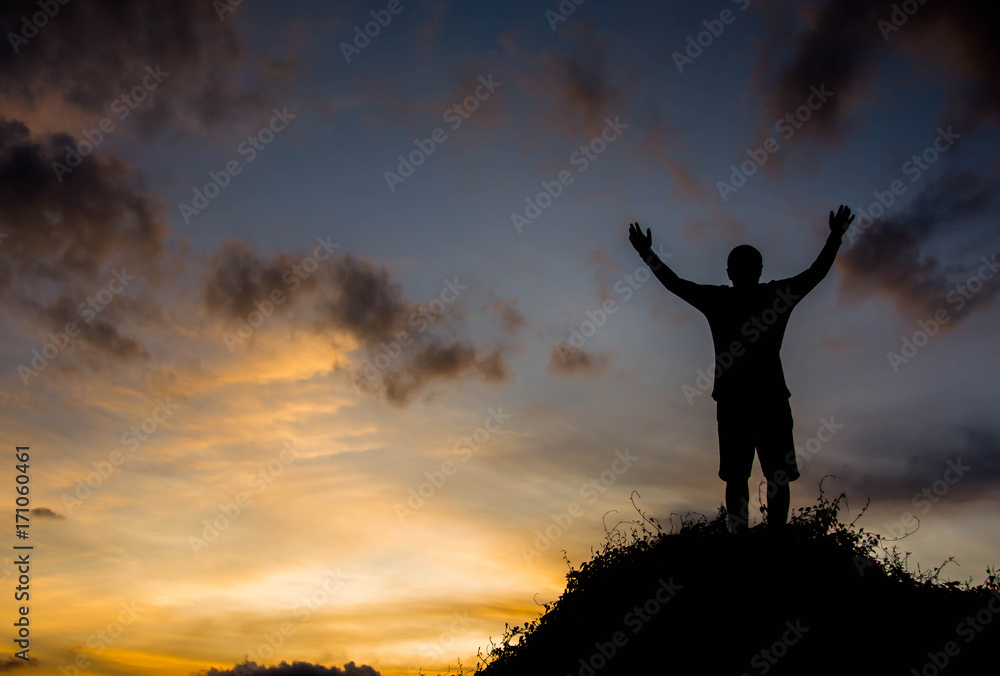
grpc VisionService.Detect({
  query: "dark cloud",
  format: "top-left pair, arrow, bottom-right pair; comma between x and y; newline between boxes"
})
0,119 -> 167,278
315,254 -> 411,344
586,249 -> 621,303
639,127 -> 708,205
202,240 -> 314,320
199,660 -> 379,676
419,0 -> 449,46
201,240 -> 513,405
838,169 -> 1000,324
0,0 -> 293,135
31,507 -> 65,519
547,344 -> 610,377
483,298 -> 526,334
0,118 -> 171,365
752,0 -> 1000,148
382,341 -> 509,406
845,425 -> 1000,504
500,22 -> 623,139
559,53 -> 614,133
752,0 -> 882,144
202,240 -> 410,344
0,654 -> 32,670
362,19 -> 624,153
35,293 -> 151,363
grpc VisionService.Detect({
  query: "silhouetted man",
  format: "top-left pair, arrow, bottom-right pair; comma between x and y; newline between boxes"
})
628,206 -> 855,533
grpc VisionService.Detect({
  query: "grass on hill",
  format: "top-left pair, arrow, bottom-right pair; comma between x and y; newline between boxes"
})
428,481 -> 999,676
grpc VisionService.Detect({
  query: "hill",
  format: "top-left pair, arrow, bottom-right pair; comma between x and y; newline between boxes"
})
459,487 -> 998,676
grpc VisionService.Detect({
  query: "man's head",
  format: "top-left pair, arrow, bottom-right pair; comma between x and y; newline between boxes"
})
727,245 -> 762,287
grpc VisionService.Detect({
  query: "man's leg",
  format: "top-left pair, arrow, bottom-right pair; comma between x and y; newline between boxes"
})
759,398 -> 797,531
766,480 -> 790,531
718,399 -> 755,534
726,481 -> 750,534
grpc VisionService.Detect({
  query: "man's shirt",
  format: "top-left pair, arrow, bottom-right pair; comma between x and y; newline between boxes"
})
643,233 -> 843,401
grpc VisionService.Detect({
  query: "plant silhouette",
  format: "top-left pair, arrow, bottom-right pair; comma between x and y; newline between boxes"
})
465,488 -> 998,675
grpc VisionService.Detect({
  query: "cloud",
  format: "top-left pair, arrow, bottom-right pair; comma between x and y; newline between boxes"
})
0,119 -> 168,278
547,345 -> 611,377
586,249 -> 621,303
483,298 -> 526,334
751,0 -> 882,145
201,240 -> 410,343
837,169 -> 1000,324
0,118 -> 173,364
199,660 -> 379,676
314,254 -> 412,344
752,0 -> 1000,152
382,341 -> 509,406
0,0 -> 295,136
419,0 -> 450,48
30,507 -> 65,519
359,19 -> 629,156
499,22 -> 624,140
0,654 -> 32,670
639,126 -> 709,205
846,425 -> 1000,504
201,239 -> 513,405
202,240 -> 328,322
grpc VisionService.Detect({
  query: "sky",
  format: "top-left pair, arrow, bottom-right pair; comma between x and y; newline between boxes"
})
1,0 -> 999,673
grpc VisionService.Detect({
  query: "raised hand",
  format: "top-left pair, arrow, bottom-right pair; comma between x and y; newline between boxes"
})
628,222 -> 653,255
829,205 -> 855,237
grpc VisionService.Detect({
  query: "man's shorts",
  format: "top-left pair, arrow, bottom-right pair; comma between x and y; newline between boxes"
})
716,397 -> 799,483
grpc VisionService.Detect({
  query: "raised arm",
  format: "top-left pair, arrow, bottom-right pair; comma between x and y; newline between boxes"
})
783,205 -> 855,299
628,222 -> 712,311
